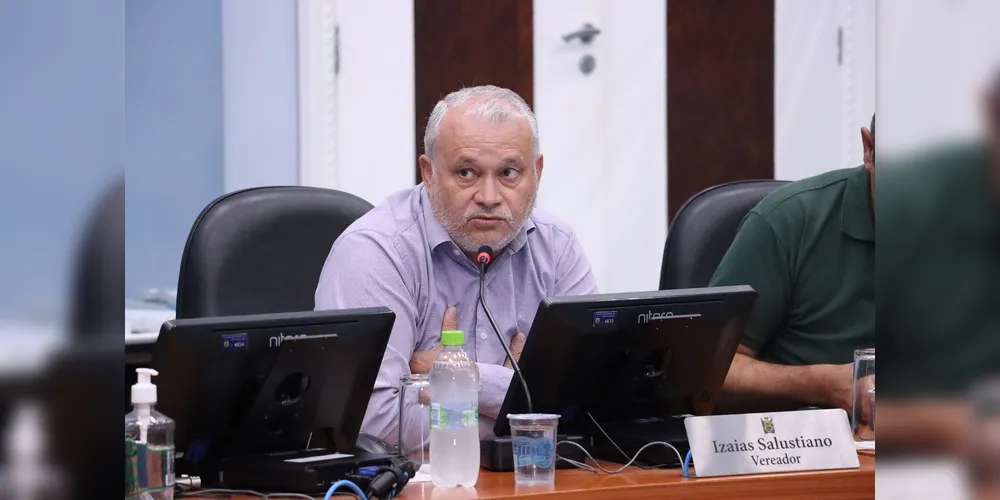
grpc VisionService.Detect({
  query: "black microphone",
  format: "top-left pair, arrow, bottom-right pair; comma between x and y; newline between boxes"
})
476,245 -> 533,414
475,246 -> 493,269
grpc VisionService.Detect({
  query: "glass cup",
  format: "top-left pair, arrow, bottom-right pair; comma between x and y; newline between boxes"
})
507,413 -> 560,486
398,374 -> 431,466
851,348 -> 875,443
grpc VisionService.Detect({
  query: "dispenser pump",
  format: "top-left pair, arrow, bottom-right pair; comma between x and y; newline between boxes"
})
131,368 -> 158,405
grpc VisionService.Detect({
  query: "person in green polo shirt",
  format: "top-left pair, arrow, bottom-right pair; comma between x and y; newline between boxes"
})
875,74 -> 1000,459
708,116 -> 876,414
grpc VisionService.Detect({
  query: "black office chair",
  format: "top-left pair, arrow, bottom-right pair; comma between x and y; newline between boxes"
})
659,180 -> 789,290
175,186 -> 373,319
70,177 -> 125,339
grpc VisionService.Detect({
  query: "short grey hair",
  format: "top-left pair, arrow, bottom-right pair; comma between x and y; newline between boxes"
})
423,85 -> 540,162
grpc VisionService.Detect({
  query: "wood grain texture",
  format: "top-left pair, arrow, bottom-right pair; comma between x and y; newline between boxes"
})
413,0 -> 534,183
200,453 -> 873,500
666,0 -> 775,221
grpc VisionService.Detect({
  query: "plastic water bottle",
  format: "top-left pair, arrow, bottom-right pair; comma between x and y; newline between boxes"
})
125,368 -> 175,500
430,330 -> 480,487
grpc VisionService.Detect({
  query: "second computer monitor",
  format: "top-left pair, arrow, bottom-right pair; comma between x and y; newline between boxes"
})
494,285 -> 756,437
153,307 -> 395,479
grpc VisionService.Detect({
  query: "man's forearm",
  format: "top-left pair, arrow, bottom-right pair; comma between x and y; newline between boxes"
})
477,362 -> 514,419
361,386 -> 402,444
878,399 -> 971,456
722,353 -> 833,410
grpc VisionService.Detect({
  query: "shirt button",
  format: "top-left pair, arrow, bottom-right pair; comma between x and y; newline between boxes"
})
480,330 -> 488,340
453,249 -> 461,256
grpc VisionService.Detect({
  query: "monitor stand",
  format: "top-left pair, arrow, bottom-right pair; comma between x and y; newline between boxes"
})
218,447 -> 396,494
589,417 -> 690,468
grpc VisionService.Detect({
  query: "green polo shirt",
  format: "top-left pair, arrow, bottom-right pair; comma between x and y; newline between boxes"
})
709,166 -> 875,365
877,141 -> 1000,397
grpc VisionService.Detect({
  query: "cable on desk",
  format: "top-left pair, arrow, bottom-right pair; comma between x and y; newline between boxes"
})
555,441 -> 597,473
585,411 -> 682,470
176,488 -> 355,499
324,480 -> 368,500
556,440 -> 685,475
682,450 -> 694,478
554,411 -> 686,474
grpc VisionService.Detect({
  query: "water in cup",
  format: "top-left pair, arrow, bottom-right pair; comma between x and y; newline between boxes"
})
507,414 -> 560,486
429,330 -> 480,487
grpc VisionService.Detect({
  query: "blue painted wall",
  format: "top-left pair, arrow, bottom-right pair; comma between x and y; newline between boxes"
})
0,0 -> 123,314
221,0 -> 300,192
124,0 -> 225,297
2,0 -> 301,304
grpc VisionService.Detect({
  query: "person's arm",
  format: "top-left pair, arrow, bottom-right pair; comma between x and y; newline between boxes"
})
476,364 -> 514,420
314,231 -> 422,448
553,228 -> 599,296
710,212 -> 850,411
723,345 -> 851,412
877,399 -> 972,456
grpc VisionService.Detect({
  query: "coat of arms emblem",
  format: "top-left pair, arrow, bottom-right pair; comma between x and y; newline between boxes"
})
761,417 -> 775,434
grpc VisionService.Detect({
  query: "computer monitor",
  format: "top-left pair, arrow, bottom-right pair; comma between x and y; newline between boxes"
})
493,285 -> 756,465
152,307 -> 394,482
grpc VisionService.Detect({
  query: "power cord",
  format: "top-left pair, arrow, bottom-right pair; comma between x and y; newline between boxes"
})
556,440 -> 684,474
584,411 -> 680,470
554,411 -> 685,474
324,479 -> 367,500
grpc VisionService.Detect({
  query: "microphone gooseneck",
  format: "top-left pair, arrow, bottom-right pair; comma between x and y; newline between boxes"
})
476,246 -> 533,414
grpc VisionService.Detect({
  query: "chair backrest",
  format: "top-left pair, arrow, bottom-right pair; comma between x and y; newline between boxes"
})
659,180 -> 789,290
175,186 -> 373,319
71,178 -> 124,338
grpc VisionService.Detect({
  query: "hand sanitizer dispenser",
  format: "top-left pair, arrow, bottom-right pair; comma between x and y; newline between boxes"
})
125,368 -> 176,499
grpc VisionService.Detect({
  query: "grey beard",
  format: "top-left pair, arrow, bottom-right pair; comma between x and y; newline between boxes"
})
428,184 -> 536,254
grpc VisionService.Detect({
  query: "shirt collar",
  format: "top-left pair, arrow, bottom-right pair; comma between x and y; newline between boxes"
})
841,166 -> 875,242
419,184 -> 538,254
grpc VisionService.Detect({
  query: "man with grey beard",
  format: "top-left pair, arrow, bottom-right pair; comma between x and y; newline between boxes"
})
315,85 -> 597,448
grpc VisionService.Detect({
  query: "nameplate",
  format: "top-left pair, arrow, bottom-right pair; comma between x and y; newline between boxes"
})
684,409 -> 859,477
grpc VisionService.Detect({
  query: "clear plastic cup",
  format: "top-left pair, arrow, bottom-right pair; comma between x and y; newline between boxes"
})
507,413 -> 560,486
851,348 -> 875,443
398,374 -> 431,467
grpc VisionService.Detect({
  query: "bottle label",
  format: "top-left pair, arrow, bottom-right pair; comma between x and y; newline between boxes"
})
512,436 -> 555,468
126,439 -> 175,497
430,402 -> 479,430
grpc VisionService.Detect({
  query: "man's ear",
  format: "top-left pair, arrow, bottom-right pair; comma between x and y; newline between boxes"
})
985,89 -> 1000,131
534,154 -> 544,184
860,127 -> 875,170
419,155 -> 433,184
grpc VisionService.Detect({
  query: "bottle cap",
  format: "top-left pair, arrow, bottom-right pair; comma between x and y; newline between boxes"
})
131,368 -> 158,405
441,330 -> 465,346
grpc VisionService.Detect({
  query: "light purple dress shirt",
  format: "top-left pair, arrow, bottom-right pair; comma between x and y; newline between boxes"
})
314,184 -> 597,448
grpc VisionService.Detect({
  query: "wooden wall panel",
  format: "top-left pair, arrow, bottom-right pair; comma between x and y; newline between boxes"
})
413,0 -> 533,182
667,0 -> 775,221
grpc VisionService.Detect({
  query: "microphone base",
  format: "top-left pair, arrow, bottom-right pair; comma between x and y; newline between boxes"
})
480,434 -> 588,472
